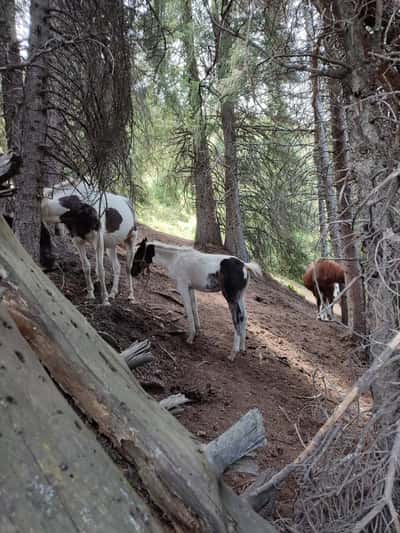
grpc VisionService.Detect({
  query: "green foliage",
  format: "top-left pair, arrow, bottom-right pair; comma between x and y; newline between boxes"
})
128,0 -> 319,279
138,176 -> 196,239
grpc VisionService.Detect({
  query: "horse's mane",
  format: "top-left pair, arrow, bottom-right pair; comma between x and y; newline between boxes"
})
149,240 -> 193,252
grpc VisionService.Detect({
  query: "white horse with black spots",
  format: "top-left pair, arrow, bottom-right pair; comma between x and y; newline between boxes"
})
42,181 -> 137,304
131,238 -> 262,360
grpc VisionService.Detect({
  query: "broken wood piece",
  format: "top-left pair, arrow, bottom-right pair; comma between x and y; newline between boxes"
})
160,393 -> 191,411
120,339 -> 154,369
205,408 -> 266,476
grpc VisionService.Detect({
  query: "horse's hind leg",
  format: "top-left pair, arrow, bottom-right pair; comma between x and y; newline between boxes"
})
190,288 -> 200,333
126,243 -> 135,302
75,240 -> 95,300
107,247 -> 121,299
239,296 -> 248,352
94,232 -> 109,305
227,299 -> 245,361
177,284 -> 196,344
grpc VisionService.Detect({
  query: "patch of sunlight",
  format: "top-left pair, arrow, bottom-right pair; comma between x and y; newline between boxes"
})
272,273 -> 309,299
138,204 -> 196,241
271,273 -> 342,316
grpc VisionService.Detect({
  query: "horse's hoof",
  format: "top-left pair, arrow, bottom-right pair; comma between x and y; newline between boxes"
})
186,335 -> 195,344
102,300 -> 111,306
127,295 -> 135,303
109,292 -> 118,299
228,351 -> 238,362
87,293 -> 95,300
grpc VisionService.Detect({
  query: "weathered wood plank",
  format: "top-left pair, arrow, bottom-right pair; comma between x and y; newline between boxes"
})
0,305 -> 163,533
205,408 -> 266,476
0,216 -> 278,533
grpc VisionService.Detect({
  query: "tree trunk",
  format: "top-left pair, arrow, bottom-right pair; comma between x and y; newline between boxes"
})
194,125 -> 223,248
316,143 -> 329,258
304,6 -> 340,258
0,0 -> 23,152
312,80 -> 340,258
221,99 -> 248,260
181,0 -> 222,249
13,0 -> 51,262
0,0 -> 23,218
213,0 -> 248,260
328,79 -> 365,334
0,217 -> 278,533
329,0 -> 400,400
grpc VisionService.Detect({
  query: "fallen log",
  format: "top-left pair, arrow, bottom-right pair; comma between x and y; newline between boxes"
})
0,217 -> 278,533
204,408 -> 266,476
0,305 -> 164,533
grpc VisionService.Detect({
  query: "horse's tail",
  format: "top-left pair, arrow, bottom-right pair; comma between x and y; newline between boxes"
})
245,261 -> 262,278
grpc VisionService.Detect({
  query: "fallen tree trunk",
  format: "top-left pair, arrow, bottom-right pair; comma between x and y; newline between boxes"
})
0,216 -> 277,533
0,305 -> 164,533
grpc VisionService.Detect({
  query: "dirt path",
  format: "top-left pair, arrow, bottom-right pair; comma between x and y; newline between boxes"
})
48,224 -> 366,516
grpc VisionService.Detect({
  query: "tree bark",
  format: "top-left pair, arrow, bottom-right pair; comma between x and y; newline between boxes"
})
304,6 -> 339,259
0,0 -> 23,152
312,79 -> 340,258
13,0 -> 51,262
0,305 -> 164,533
0,0 -> 23,218
213,0 -> 248,260
181,0 -> 222,249
328,79 -> 365,334
221,99 -> 249,260
0,217 -> 277,533
328,0 -> 400,399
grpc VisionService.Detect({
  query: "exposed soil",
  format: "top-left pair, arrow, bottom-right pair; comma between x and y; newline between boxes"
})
48,224 -> 366,519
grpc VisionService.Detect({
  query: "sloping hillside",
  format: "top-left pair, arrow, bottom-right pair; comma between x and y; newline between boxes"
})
48,224 -> 366,516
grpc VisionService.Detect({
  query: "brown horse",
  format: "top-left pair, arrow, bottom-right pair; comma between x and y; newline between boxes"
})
303,260 -> 345,320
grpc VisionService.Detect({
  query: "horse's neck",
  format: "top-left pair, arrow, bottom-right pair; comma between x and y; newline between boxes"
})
153,246 -> 181,271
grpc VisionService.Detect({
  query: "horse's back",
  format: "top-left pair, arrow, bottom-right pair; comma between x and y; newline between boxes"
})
303,260 -> 345,288
177,250 -> 249,294
45,184 -> 136,245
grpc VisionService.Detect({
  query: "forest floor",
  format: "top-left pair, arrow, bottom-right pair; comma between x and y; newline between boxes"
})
48,224 -> 368,521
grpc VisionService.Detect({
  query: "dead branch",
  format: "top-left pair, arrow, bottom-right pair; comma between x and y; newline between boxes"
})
245,331 -> 400,510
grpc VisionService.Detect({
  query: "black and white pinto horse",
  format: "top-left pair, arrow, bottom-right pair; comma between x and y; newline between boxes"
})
42,181 -> 137,304
131,238 -> 262,360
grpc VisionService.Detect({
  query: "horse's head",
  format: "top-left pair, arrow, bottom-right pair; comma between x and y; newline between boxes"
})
131,238 -> 155,277
59,203 -> 100,239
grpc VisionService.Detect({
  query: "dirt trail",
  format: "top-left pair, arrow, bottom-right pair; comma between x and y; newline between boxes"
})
48,224 -> 366,515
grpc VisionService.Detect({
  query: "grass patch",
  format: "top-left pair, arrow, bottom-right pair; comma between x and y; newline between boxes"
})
137,197 -> 196,241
